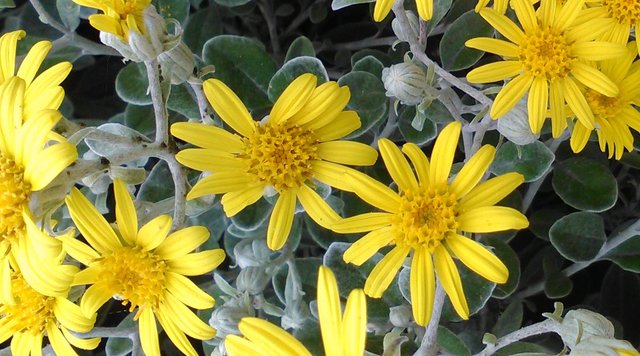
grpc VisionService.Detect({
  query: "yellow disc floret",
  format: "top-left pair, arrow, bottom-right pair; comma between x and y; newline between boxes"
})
603,0 -> 640,23
1,272 -> 56,335
96,246 -> 167,316
392,186 -> 459,251
585,89 -> 625,120
519,27 -> 575,80
243,123 -> 319,191
0,152 -> 30,246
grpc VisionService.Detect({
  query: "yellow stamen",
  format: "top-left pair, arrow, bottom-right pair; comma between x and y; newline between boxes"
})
1,272 -> 56,335
519,27 -> 575,80
603,0 -> 640,23
242,123 -> 319,191
0,152 -> 30,246
585,89 -> 625,120
392,186 -> 459,251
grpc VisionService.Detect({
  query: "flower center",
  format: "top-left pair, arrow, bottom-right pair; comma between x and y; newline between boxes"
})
242,123 -> 319,191
585,89 -> 625,120
519,27 -> 575,80
603,0 -> 640,24
392,186 -> 459,251
0,152 -> 30,246
0,272 -> 56,335
97,246 -> 167,316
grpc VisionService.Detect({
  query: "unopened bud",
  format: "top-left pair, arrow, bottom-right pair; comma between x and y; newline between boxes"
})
391,11 -> 419,43
128,6 -> 166,61
497,100 -> 539,145
382,61 -> 428,105
209,297 -> 253,339
236,267 -> 271,295
389,305 -> 412,327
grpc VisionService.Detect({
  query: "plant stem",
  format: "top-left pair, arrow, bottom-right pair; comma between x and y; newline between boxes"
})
413,280 -> 445,356
188,79 -> 213,123
145,60 -> 169,145
473,319 -> 560,356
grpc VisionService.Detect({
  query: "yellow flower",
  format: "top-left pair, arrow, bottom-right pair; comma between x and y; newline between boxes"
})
0,30 -> 76,295
225,266 -> 367,356
585,0 -> 640,54
466,0 -> 627,138
373,0 -> 433,21
570,42 -> 640,159
0,264 -> 99,355
332,122 -> 528,326
72,0 -> 151,41
171,73 -> 378,251
61,179 -> 224,356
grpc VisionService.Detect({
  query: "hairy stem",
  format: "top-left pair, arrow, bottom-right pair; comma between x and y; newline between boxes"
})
145,60 -> 169,145
413,281 -> 446,356
474,319 -> 560,356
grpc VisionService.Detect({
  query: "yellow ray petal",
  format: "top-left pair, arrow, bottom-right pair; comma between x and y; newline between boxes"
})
410,246 -> 435,326
162,292 -> 217,340
457,206 -> 529,233
24,61 -> 72,104
66,188 -> 122,254
239,317 -> 310,356
203,79 -> 256,137
137,215 -> 172,251
511,0 -> 537,32
379,138 -> 418,191
342,288 -> 367,355
433,245 -> 469,319
402,143 -> 430,185
561,77 -> 594,130
332,213 -> 393,234
290,82 -> 341,126
220,183 -> 265,217
303,86 -> 352,131
155,226 -> 210,260
465,38 -> 519,58
553,0 -> 584,31
114,179 -> 138,244
466,61 -> 522,83
373,0 -> 394,22
459,172 -> 524,211
572,42 -> 627,62
80,284 -> 113,317
317,141 -> 378,166
528,77 -> 548,134
16,40 -> 51,86
187,172 -> 253,200
170,122 -> 244,151
168,249 -> 225,276
166,272 -> 215,309
266,190 -> 297,250
416,0 -> 434,20
225,335 -> 265,356
155,309 -> 199,356
175,149 -> 244,173
450,145 -> 495,198
297,184 -> 340,228
478,9 -> 525,44
343,226 -> 394,265
17,109 -> 59,167
311,161 -> 361,192
570,122 -> 591,154
364,245 -> 410,298
270,73 -> 316,124
429,121 -> 460,187
46,323 -> 76,356
54,297 -> 96,333
60,327 -> 100,350
317,266 -> 341,356
345,170 -> 402,213
571,62 -> 618,97
491,73 -> 534,119
89,14 -> 124,38
0,30 -> 25,81
58,235 -> 100,266
313,111 -> 361,142
0,77 -> 25,155
446,234 -> 508,283
549,79 -> 566,137
24,142 -> 78,191
139,307 -> 160,356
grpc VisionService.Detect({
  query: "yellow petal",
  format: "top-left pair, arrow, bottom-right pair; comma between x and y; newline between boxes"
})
553,0 -> 584,31
345,170 -> 402,213
114,179 -> 138,244
373,0 -> 394,21
466,61 -> 522,83
379,138 -> 418,191
478,9 -> 525,44
16,40 -> 51,86
137,215 -> 172,251
80,284 -> 113,317
332,213 -> 393,234
402,143 -> 429,185
313,111 -> 361,142
175,149 -> 244,173
429,121 -> 460,187
66,188 -> 122,254
139,307 -> 160,356
527,77 -> 548,134
364,245 -> 410,298
341,289 -> 367,355
225,335 -> 265,356
571,62 -> 619,97
465,38 -> 519,57
343,226 -> 394,265
61,327 -> 100,350
311,161 -> 361,192
450,145 -> 495,197
446,234 -> 508,283
203,79 -> 256,137
549,79 -> 566,137
416,0 -> 434,20
303,86 -> 352,131
54,297 -> 96,333
155,226 -> 210,260
297,184 -> 340,229
511,0 -> 537,32
168,249 -> 225,276
491,73 -> 533,119
433,245 -> 469,319
561,77 -> 594,130
0,30 -> 24,81
0,77 -> 25,155
46,323 -> 76,356
459,172 -> 524,211
220,183 -> 265,217
270,73 -> 316,124
410,246 -> 435,326
317,141 -> 378,166
162,292 -> 217,340
570,122 -> 591,154
166,272 -> 215,309
17,109 -> 59,167
24,142 -> 77,191
238,317 -> 310,356
170,122 -> 244,151
24,61 -> 72,106
155,310 -> 199,356
572,42 -> 627,62
457,206 -> 529,233
290,82 -> 341,126
187,172 -> 253,199
266,190 -> 297,250
317,266 -> 341,356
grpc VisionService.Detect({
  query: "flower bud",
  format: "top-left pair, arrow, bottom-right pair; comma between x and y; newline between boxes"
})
389,305 -> 412,327
128,6 -> 166,61
391,11 -> 419,43
209,297 -> 253,339
497,100 -> 539,145
558,309 -> 638,355
236,266 -> 271,295
382,61 -> 429,105
157,20 -> 196,84
281,300 -> 310,330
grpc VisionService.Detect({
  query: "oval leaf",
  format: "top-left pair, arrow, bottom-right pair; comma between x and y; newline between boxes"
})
552,157 -> 618,212
549,212 -> 606,262
440,10 -> 494,71
490,141 -> 555,183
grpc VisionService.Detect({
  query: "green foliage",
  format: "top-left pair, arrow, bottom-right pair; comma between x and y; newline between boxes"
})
490,141 -> 555,183
441,261 -> 496,321
437,326 -> 470,356
491,300 -> 523,338
549,212 -> 606,262
605,234 -> 640,273
440,10 -> 494,71
552,157 -> 618,212
116,63 -> 152,105
285,36 -> 316,62
184,5 -> 223,56
338,71 -> 387,137
268,56 -> 328,102
153,0 -> 190,23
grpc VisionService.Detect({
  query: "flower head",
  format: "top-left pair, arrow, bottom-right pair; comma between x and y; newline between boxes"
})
570,42 -> 640,159
171,73 -> 378,251
332,122 -> 528,325
225,266 -> 367,355
466,0 -> 627,138
373,0 -> 434,21
61,179 -> 224,356
0,263 -> 99,355
73,0 -> 151,41
0,30 -> 76,295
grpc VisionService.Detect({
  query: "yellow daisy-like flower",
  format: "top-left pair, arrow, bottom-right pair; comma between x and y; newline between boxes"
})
225,266 -> 367,356
570,42 -> 640,159
0,265 -> 99,355
72,0 -> 151,41
466,0 -> 627,138
585,0 -> 640,54
373,0 -> 434,21
61,179 -> 224,356
0,30 -> 76,293
332,122 -> 529,326
171,73 -> 378,251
